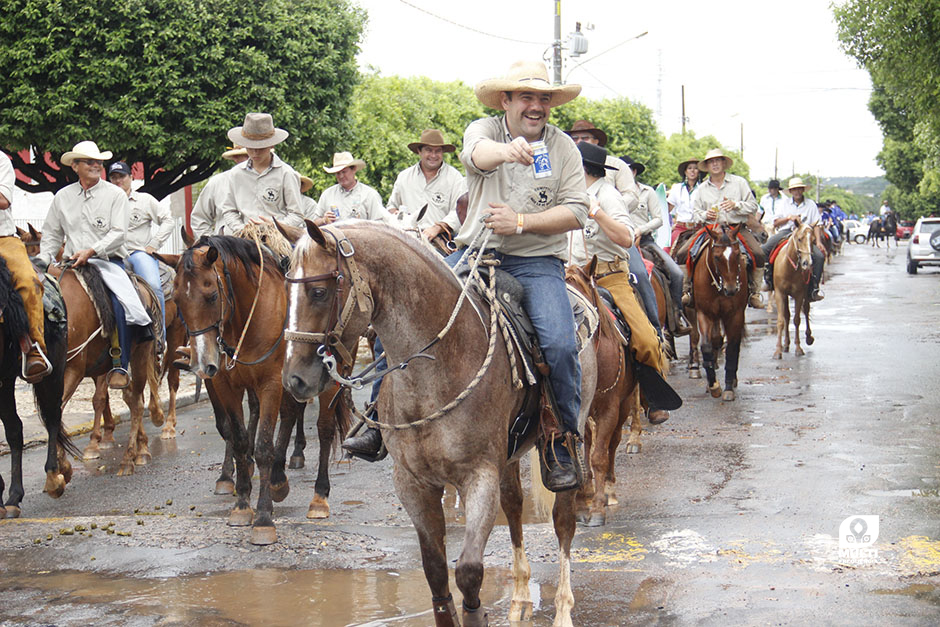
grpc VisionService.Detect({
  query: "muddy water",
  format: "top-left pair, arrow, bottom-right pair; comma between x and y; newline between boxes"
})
2,566 -> 542,626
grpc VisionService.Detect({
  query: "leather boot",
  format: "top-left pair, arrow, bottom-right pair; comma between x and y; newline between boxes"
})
107,368 -> 129,390
674,311 -> 692,336
748,267 -> 764,308
22,342 -> 52,384
342,426 -> 385,462
647,407 -> 670,424
173,346 -> 192,371
680,274 -> 693,307
541,437 -> 580,492
810,288 -> 825,302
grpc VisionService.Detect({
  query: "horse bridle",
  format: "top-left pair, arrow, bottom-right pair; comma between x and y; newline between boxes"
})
703,225 -> 742,295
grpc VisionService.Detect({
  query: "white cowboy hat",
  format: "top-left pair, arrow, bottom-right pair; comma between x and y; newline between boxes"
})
323,151 -> 366,174
61,141 -> 113,166
474,60 -> 581,110
697,148 -> 734,170
227,113 -> 289,149
221,145 -> 248,160
786,177 -> 810,192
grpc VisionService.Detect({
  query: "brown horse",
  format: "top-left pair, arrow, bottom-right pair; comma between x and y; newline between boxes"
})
772,222 -> 815,359
691,224 -> 748,401
565,260 -> 638,527
282,221 -> 597,626
671,229 -> 702,379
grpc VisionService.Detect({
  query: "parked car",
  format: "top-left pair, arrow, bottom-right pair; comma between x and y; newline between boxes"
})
843,219 -> 867,244
906,217 -> 940,274
897,220 -> 914,239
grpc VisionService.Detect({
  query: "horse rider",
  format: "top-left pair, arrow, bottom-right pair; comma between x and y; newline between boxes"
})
38,141 -> 153,389
299,175 -> 319,220
108,161 -> 172,352
621,155 -> 692,336
387,129 -> 466,242
576,142 -> 674,423
190,145 -> 248,238
679,148 -> 766,309
313,152 -> 389,225
667,158 -> 702,249
760,177 -> 826,301
759,179 -> 785,234
0,150 -> 51,383
345,60 -> 589,493
219,113 -> 307,232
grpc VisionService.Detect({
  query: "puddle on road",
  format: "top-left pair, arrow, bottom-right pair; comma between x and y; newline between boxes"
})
872,582 -> 940,608
0,566 -> 533,626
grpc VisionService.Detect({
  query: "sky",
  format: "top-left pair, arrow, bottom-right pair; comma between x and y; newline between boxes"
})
353,0 -> 883,181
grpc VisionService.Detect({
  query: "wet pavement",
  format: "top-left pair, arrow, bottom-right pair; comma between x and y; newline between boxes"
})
0,242 -> 938,625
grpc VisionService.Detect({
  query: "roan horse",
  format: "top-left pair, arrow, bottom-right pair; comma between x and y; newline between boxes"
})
771,221 -> 816,359
690,224 -> 748,401
282,221 -> 597,627
0,257 -> 77,517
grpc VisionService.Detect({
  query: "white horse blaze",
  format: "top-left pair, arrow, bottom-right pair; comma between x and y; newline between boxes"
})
286,277 -> 302,361
722,246 -> 733,261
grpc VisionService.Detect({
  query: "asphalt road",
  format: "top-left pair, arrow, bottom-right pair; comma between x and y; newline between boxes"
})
0,241 -> 937,626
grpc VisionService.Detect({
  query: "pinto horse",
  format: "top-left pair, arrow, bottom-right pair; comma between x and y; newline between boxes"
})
282,221 -> 597,627
690,224 -> 748,401
0,257 -> 77,517
772,222 -> 816,359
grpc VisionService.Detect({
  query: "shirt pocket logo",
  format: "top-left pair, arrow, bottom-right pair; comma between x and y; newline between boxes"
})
262,187 -> 280,203
528,186 -> 554,209
431,192 -> 445,206
92,215 -> 108,231
129,211 -> 145,225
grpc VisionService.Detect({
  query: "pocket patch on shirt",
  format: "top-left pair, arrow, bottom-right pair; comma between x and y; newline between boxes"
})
129,211 -> 145,225
262,187 -> 280,203
92,215 -> 108,231
528,186 -> 555,209
431,192 -> 446,206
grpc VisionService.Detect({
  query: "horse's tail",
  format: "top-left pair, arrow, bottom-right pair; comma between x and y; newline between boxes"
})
332,386 -> 353,455
529,447 -> 555,519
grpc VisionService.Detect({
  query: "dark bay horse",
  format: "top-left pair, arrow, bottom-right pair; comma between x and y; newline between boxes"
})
772,222 -> 815,359
282,221 -> 597,626
691,224 -> 748,401
0,257 -> 77,517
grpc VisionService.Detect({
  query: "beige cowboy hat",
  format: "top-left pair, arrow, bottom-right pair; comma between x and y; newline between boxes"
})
221,145 -> 248,160
474,60 -> 581,110
61,140 -> 113,166
786,177 -> 811,192
323,151 -> 366,174
299,175 -> 314,194
407,129 -> 456,154
227,112 -> 289,149
697,148 -> 734,170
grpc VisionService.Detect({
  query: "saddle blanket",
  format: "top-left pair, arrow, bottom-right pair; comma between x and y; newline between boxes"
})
87,258 -> 151,326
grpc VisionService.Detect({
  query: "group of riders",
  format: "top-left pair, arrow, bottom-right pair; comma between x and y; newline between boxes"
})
0,58 -> 834,494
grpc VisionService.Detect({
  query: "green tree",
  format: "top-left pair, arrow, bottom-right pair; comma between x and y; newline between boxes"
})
0,0 -> 365,198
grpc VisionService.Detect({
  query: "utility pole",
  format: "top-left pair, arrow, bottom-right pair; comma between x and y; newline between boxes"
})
553,1 -> 562,85
740,123 -> 744,160
681,85 -> 687,134
774,147 -> 778,180
656,49 -> 663,124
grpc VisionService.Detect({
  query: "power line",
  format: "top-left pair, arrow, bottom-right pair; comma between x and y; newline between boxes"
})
397,0 -> 543,45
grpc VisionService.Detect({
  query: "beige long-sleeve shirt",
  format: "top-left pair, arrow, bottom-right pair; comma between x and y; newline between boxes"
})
220,154 -> 305,233
40,179 -> 129,266
125,190 -> 173,252
629,183 -> 664,236
387,162 -> 466,232
604,155 -> 639,212
582,178 -> 633,263
315,181 -> 389,222
191,170 -> 233,238
690,173 -> 757,224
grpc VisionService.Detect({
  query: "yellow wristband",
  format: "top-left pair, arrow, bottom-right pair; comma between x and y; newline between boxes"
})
516,213 -> 525,234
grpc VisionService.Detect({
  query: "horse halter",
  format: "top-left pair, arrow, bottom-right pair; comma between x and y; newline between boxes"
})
284,229 -> 373,366
704,226 -> 742,295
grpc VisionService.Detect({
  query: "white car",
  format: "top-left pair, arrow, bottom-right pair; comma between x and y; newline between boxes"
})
906,216 -> 940,274
843,219 -> 868,244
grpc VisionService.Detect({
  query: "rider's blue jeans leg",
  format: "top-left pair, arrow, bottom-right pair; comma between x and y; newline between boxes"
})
108,261 -> 132,371
626,245 -> 661,333
369,336 -> 387,406
126,250 -> 166,343
643,237 -> 685,313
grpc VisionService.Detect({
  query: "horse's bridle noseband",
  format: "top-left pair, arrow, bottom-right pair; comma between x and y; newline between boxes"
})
703,225 -> 743,295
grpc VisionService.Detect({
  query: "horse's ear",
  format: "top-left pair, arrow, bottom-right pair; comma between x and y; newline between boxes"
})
588,254 -> 598,278
28,223 -> 39,239
273,218 -> 304,244
731,223 -> 743,237
153,252 -> 180,268
205,246 -> 219,265
15,226 -> 27,240
181,224 -> 195,248
416,203 -> 428,224
304,219 -> 328,248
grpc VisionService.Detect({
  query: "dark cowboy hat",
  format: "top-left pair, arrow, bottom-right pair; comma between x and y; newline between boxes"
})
565,120 -> 608,147
768,179 -> 782,189
577,142 -> 617,171
407,129 -> 456,154
620,155 -> 646,176
677,159 -> 699,179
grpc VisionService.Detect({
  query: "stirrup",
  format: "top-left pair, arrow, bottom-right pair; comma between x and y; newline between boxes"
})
342,417 -> 388,462
22,342 -> 53,382
106,367 -> 130,390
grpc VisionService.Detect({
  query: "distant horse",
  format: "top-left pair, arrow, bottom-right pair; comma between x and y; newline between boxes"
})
0,257 -> 77,517
771,222 -> 816,359
868,217 -> 883,247
282,221 -> 597,626
882,212 -> 898,248
690,224 -> 748,401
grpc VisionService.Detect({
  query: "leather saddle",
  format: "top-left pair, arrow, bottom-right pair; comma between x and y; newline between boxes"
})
595,286 -> 631,347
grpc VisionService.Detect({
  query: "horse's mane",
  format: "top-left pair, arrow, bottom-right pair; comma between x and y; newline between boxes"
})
182,235 -> 281,280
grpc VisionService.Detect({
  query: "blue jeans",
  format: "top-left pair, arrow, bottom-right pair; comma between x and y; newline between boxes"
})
626,245 -> 662,334
369,336 -> 387,405
126,251 -> 166,343
445,249 -> 582,435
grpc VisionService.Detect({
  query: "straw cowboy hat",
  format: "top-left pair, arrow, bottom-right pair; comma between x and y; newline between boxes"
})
221,145 -> 248,160
61,140 -> 113,166
474,60 -> 581,110
299,175 -> 314,194
697,148 -> 734,170
323,152 -> 366,174
565,120 -> 608,147
786,177 -> 810,192
227,113 -> 289,149
677,158 -> 699,179
407,129 -> 456,154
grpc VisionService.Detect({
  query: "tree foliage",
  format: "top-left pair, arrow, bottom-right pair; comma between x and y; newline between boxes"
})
0,0 -> 366,198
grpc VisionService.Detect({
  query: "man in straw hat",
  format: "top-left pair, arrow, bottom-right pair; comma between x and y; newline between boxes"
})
191,145 -> 248,238
682,148 -> 766,309
760,177 -> 826,301
219,112 -> 306,233
667,158 -> 702,248
0,151 -> 52,382
314,152 -> 387,224
344,60 -> 589,493
565,119 -> 639,210
39,141 -> 154,389
387,129 -> 466,241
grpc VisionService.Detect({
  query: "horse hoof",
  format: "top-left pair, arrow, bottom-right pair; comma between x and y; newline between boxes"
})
99,440 -> 115,450
708,383 -> 722,398
508,600 -> 533,622
214,480 -> 235,495
575,510 -> 590,525
150,411 -> 165,428
462,607 -> 489,627
271,480 -> 290,503
228,507 -> 254,527
5,505 -> 21,518
60,460 -> 73,484
82,445 -> 101,461
250,526 -> 277,546
626,442 -> 641,454
689,369 -> 701,380
773,351 -> 782,360
586,512 -> 607,527
288,455 -> 305,470
44,472 -> 66,499
795,347 -> 805,356
117,462 -> 136,477
722,390 -> 736,402
806,335 -> 815,346
306,495 -> 330,519
160,427 -> 177,440
135,453 -> 151,466
605,493 -> 619,506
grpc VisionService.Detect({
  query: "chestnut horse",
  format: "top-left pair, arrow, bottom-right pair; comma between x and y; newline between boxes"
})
565,260 -> 639,527
282,221 -> 597,626
772,222 -> 815,359
691,224 -> 748,401
0,256 -> 77,517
